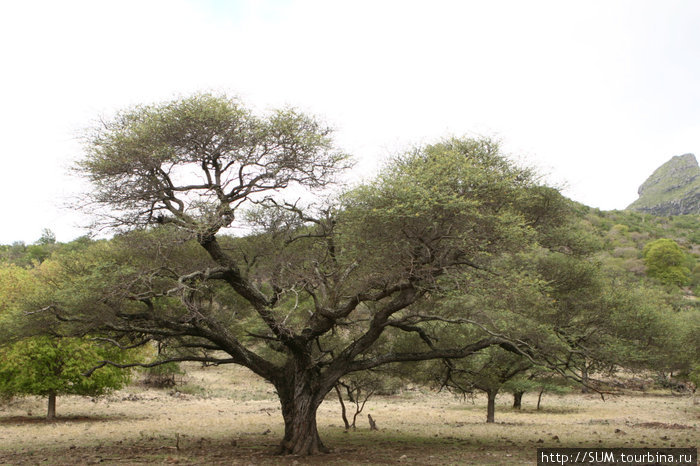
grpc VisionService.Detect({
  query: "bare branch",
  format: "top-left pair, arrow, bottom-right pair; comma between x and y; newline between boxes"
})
89,337 -> 152,350
84,356 -> 236,377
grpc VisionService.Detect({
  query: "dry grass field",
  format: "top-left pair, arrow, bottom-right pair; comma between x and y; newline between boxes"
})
0,363 -> 697,465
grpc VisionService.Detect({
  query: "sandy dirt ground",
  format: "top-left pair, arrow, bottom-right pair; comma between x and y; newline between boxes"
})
0,364 -> 697,465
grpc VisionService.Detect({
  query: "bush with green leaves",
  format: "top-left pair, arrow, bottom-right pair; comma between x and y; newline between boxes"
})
0,255 -> 132,419
642,238 -> 691,286
0,336 -> 132,418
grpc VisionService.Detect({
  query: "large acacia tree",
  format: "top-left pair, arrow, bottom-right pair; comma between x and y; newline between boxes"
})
41,94 -> 569,455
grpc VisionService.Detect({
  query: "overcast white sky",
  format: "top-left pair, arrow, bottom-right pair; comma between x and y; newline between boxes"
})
2,0 -> 700,243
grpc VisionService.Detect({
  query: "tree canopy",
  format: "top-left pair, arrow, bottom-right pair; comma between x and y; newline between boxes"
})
642,238 -> 691,286
0,336 -> 131,419
0,257 -> 132,418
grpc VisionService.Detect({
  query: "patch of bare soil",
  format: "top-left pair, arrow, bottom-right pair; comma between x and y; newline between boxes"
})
0,435 -> 540,465
0,415 -> 121,425
633,422 -> 695,430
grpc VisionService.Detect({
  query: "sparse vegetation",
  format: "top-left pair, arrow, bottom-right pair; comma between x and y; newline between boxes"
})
0,364 -> 697,465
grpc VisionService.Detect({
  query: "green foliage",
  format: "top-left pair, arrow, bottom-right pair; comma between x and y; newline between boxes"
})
0,336 -> 131,399
448,347 -> 532,394
602,285 -> 679,370
77,93 -> 349,230
0,232 -> 77,268
503,369 -> 574,399
0,263 -> 44,344
37,229 -> 57,245
581,210 -> 698,318
688,364 -> 700,388
642,238 -> 691,286
339,137 -> 539,288
663,309 -> 700,377
0,241 -> 30,267
0,264 -> 37,310
0,246 -> 133,415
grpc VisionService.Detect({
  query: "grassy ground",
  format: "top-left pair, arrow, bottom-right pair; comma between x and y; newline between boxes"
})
0,364 -> 697,465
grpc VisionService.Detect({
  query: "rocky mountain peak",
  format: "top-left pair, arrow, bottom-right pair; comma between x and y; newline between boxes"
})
627,153 -> 700,215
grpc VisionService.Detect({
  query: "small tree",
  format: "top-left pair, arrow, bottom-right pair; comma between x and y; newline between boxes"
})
0,336 -> 131,419
439,347 -> 532,423
333,371 -> 401,430
0,247 -> 132,419
503,369 -> 574,410
642,238 -> 691,286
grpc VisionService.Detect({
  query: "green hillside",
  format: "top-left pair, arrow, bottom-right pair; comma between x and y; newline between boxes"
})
583,207 -> 700,298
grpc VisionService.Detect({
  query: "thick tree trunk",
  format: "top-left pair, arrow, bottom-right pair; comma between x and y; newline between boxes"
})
279,401 -> 327,455
512,391 -> 524,409
47,392 -> 56,420
486,390 -> 497,423
276,366 -> 330,455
